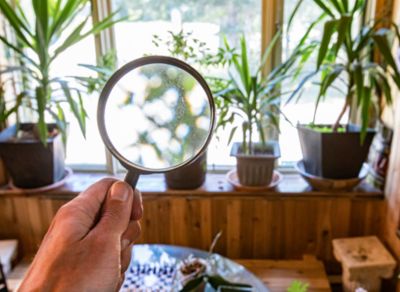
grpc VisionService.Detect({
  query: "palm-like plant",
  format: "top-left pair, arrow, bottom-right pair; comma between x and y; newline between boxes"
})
0,0 -> 123,144
213,34 -> 299,155
288,0 -> 400,140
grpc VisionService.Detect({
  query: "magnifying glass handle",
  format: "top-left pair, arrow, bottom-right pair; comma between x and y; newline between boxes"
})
125,171 -> 139,189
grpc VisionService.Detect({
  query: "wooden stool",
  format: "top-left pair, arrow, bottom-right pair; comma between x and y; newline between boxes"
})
333,236 -> 396,292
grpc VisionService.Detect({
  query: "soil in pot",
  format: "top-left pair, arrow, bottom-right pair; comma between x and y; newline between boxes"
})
231,142 -> 280,187
165,152 -> 207,189
0,123 -> 65,188
298,124 -> 375,179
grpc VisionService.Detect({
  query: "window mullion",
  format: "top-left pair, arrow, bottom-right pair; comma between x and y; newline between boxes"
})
261,0 -> 283,141
92,0 -> 118,174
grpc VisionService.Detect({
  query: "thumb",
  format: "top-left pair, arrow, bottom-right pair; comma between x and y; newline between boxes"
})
96,181 -> 133,237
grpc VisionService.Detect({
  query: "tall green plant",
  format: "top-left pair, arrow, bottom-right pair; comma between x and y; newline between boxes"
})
287,0 -> 400,141
213,34 -> 300,155
0,0 -> 124,144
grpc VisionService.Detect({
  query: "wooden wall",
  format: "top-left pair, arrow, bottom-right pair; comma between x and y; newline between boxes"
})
379,0 -> 400,289
0,190 -> 385,274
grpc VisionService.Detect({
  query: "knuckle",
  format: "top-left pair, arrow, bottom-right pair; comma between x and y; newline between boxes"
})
56,203 -> 74,220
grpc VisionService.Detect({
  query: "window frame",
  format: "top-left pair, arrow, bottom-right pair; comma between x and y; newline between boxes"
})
5,0 -> 383,173
84,0 -> 283,174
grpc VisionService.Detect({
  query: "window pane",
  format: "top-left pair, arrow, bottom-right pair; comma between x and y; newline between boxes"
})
16,2 -> 106,167
280,0 -> 349,163
112,0 -> 261,166
51,21 -> 106,167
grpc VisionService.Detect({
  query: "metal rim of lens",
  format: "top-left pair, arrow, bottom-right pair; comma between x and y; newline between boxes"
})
97,55 -> 216,174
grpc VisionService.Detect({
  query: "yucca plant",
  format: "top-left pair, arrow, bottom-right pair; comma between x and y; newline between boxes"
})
288,0 -> 400,141
285,0 -> 400,179
0,0 -> 123,144
213,34 -> 297,155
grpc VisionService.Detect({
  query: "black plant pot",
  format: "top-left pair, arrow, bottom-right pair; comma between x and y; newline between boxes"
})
231,141 -> 280,187
164,151 -> 207,189
297,124 -> 375,179
0,123 -> 65,188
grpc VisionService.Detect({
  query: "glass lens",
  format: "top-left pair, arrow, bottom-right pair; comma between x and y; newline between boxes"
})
104,63 -> 212,170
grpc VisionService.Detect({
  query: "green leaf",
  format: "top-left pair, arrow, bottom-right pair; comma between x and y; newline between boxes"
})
287,0 -> 304,32
319,65 -> 344,97
0,0 -> 33,47
334,15 -> 352,55
286,71 -> 318,104
373,30 -> 400,88
59,81 -> 86,137
352,0 -> 365,14
208,275 -> 252,291
258,30 -> 282,75
53,15 -> 90,58
317,19 -> 338,69
227,126 -> 238,145
360,86 -> 371,143
353,63 -> 364,106
329,0 -> 345,13
238,36 -> 252,94
313,0 -> 335,17
49,0 -> 84,39
32,0 -> 49,44
287,280 -> 309,292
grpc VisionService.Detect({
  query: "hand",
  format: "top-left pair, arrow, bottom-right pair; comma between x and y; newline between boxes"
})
19,178 -> 143,292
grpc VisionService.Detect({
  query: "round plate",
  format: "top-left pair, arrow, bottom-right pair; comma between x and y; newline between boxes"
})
121,244 -> 268,291
295,161 -> 368,191
226,169 -> 282,192
9,167 -> 73,193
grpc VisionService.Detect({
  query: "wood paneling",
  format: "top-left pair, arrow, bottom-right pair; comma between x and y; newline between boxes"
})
0,187 -> 385,274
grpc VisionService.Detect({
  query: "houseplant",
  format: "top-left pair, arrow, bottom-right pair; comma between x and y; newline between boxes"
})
152,30 -> 222,189
287,0 -> 400,179
0,0 -> 122,188
213,35 -> 297,187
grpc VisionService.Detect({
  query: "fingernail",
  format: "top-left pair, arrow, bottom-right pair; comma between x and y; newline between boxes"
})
110,182 -> 130,202
122,238 -> 131,250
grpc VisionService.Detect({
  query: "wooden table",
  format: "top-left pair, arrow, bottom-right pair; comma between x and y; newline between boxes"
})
236,255 -> 331,292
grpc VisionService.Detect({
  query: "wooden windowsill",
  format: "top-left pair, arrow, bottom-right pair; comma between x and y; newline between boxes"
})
0,172 -> 383,199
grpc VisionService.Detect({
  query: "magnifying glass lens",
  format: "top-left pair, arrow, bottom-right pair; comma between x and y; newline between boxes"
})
104,63 -> 212,171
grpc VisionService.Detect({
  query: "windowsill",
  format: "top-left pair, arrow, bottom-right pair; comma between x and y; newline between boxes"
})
0,172 -> 383,199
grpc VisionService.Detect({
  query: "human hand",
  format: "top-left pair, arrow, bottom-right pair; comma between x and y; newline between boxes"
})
19,178 -> 143,292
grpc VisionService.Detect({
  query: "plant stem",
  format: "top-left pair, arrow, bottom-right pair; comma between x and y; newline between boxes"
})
247,111 -> 253,155
333,70 -> 353,133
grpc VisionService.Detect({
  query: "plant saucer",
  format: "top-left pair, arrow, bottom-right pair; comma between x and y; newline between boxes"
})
9,167 -> 73,193
295,160 -> 368,191
226,169 -> 282,192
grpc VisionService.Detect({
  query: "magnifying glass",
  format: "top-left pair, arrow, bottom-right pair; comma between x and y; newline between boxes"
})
97,56 -> 215,189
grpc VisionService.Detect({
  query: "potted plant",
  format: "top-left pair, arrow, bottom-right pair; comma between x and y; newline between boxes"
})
213,35 -> 298,187
152,30 -> 222,189
287,0 -> 400,179
0,0 -> 122,188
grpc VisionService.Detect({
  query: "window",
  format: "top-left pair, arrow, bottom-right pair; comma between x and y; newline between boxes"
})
5,0 -> 355,171
111,0 -> 262,167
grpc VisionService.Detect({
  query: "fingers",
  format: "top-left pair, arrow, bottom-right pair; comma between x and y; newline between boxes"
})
131,189 -> 143,221
121,245 -> 133,274
121,221 -> 141,250
95,181 -> 134,237
59,178 -> 118,224
49,178 -> 118,241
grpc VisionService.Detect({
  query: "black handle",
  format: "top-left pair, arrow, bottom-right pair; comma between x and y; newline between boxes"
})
125,170 -> 140,189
